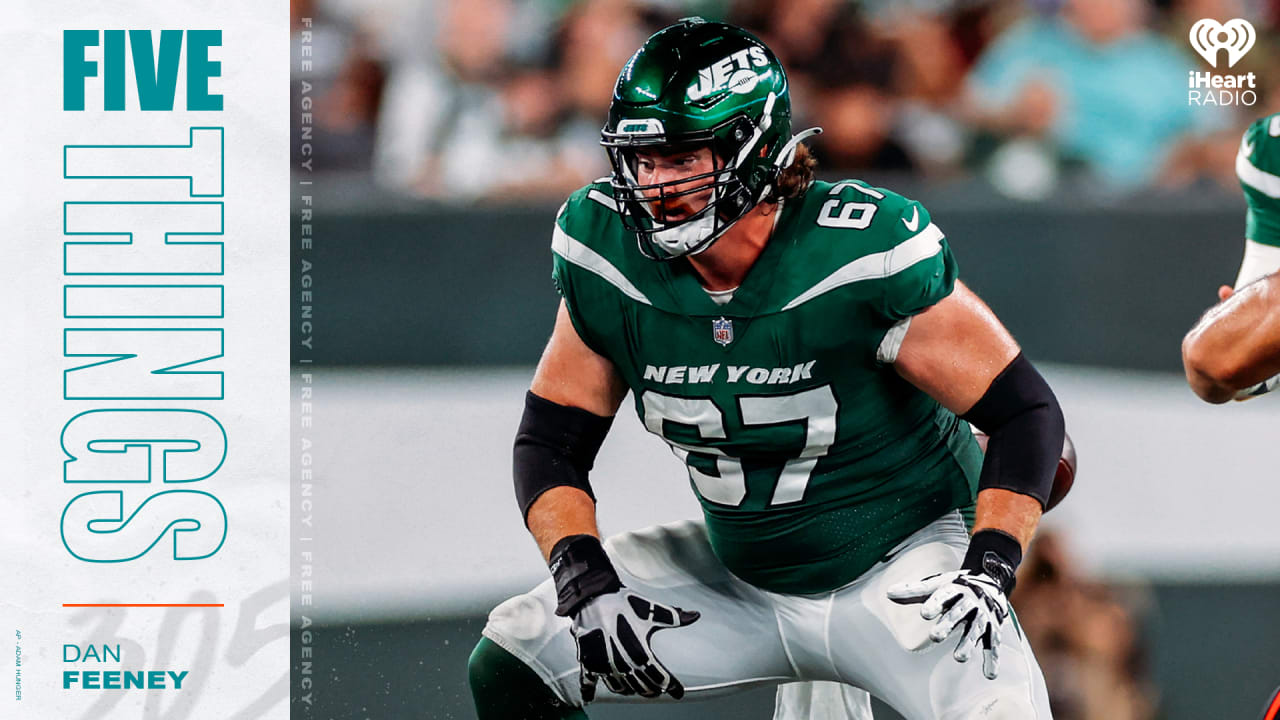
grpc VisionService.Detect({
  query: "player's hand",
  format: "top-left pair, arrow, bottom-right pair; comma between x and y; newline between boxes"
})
571,588 -> 700,701
886,529 -> 1021,680
1219,284 -> 1234,301
547,534 -> 699,702
887,568 -> 1009,679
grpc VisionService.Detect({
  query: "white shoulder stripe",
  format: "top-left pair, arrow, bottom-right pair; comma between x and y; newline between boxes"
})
782,223 -> 944,311
552,225 -> 651,305
587,189 -> 618,211
1237,149 -> 1280,197
1236,239 -> 1280,288
876,316 -> 912,364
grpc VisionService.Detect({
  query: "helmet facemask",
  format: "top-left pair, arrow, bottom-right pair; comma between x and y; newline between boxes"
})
602,100 -> 777,261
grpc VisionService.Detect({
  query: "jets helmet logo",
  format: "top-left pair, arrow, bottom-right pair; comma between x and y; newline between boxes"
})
687,47 -> 771,102
617,117 -> 665,136
712,317 -> 733,346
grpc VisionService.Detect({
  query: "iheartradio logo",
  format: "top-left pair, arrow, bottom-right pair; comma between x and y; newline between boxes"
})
1189,18 -> 1256,68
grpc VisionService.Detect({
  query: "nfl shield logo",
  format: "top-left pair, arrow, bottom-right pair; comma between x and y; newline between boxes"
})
712,317 -> 733,346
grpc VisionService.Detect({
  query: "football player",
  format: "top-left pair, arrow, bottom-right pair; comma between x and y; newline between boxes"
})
1232,113 -> 1280,290
1181,113 -> 1280,402
469,19 -> 1063,720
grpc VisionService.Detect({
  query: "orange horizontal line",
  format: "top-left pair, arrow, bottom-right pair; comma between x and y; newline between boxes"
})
63,603 -> 223,608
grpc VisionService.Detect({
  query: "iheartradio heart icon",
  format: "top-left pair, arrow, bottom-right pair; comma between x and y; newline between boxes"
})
1189,18 -> 1256,68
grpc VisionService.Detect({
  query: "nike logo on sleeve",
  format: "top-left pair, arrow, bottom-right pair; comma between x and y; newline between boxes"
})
902,206 -> 920,232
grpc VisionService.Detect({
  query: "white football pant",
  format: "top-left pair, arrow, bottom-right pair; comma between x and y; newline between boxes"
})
482,511 -> 1053,720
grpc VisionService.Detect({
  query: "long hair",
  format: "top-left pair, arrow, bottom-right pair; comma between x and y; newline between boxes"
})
766,142 -> 817,204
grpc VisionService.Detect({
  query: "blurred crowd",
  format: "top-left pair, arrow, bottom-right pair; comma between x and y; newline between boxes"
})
1013,531 -> 1157,720
293,0 -> 1280,201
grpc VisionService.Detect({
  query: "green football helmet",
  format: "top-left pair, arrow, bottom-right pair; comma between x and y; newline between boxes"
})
601,18 -> 820,260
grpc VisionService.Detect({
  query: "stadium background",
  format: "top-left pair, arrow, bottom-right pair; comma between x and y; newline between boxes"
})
290,0 -> 1280,718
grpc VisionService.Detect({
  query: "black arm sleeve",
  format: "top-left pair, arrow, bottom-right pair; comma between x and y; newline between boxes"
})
513,391 -> 614,525
960,352 -> 1065,509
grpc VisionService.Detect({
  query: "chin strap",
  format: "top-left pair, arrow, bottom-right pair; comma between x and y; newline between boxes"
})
775,126 -> 823,169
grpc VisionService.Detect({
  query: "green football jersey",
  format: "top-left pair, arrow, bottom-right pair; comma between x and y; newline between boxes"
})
550,179 -> 982,595
1238,113 -> 1280,247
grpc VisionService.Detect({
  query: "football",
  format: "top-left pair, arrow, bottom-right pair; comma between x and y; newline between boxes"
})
971,430 -> 1076,511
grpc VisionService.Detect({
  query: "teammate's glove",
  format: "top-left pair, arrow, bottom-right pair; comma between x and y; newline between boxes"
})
549,534 -> 700,701
886,529 -> 1021,680
1235,372 -> 1280,400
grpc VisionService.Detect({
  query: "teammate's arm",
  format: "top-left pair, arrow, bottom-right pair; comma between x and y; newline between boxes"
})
887,280 -> 1065,680
1218,116 -> 1280,398
1182,272 -> 1280,403
515,301 -> 698,701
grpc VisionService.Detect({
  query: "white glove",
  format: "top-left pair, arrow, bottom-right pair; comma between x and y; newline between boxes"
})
1235,372 -> 1280,400
887,568 -> 1010,679
571,588 -> 700,700
886,529 -> 1021,680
